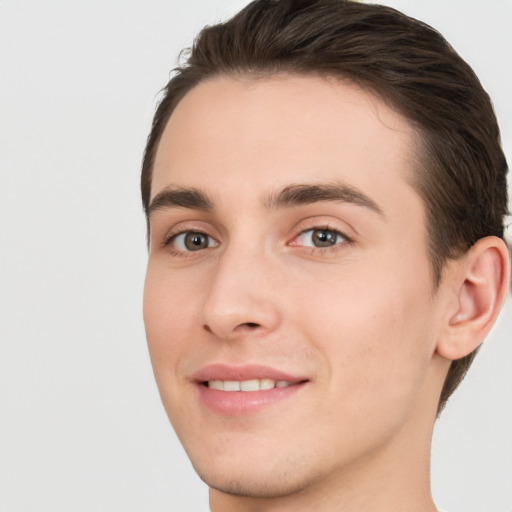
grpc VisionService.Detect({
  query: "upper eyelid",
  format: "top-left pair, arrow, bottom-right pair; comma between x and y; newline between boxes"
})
289,213 -> 355,233
303,227 -> 345,235
161,221 -> 219,242
291,222 -> 353,242
164,228 -> 218,246
291,226 -> 350,245
300,226 -> 346,236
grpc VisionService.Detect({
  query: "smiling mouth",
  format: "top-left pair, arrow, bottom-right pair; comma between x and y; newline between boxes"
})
204,379 -> 304,391
196,367 -> 309,414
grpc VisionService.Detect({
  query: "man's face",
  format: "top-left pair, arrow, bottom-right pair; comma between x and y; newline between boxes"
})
144,75 -> 448,499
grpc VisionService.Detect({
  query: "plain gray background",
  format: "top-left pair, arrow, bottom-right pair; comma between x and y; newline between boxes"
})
0,1 -> 510,511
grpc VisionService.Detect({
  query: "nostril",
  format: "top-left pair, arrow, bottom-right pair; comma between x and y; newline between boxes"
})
203,322 -> 260,334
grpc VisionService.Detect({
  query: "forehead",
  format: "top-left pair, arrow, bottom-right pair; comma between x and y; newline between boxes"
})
151,74 -> 420,218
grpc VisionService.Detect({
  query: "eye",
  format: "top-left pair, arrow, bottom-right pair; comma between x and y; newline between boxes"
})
170,231 -> 219,252
294,228 -> 347,248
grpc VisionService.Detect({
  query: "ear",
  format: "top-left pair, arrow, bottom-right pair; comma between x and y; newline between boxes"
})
436,236 -> 510,361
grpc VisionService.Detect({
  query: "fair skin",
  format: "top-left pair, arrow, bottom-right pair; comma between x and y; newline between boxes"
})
143,75 -> 509,512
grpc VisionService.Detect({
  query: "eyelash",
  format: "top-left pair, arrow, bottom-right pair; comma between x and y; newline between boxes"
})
291,226 -> 351,251
163,230 -> 219,257
162,226 -> 352,256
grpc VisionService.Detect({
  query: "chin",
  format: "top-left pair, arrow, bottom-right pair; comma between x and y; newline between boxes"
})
185,437 -> 330,501
194,463 -> 311,499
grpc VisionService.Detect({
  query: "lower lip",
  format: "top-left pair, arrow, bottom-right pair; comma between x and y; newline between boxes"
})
197,382 -> 306,416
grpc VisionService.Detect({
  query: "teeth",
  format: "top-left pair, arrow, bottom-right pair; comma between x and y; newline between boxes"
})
207,379 -> 293,391
259,378 -> 275,390
240,379 -> 259,391
209,380 -> 224,390
223,380 -> 241,392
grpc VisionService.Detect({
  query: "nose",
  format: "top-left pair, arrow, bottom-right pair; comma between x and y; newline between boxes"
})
201,244 -> 281,341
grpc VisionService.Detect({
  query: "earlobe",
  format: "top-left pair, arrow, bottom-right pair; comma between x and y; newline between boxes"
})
437,236 -> 510,361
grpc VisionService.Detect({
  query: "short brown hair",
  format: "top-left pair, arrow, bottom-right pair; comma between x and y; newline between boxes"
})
141,0 -> 509,411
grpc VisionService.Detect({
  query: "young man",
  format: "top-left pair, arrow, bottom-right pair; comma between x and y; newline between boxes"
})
141,1 -> 510,510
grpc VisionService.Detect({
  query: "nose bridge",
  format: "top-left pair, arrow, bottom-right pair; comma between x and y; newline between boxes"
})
201,234 -> 280,339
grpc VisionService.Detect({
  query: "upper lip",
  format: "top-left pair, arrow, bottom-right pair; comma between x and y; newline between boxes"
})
192,364 -> 308,383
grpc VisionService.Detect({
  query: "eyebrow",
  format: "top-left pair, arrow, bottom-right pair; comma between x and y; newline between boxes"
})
264,182 -> 385,217
148,182 -> 385,218
148,187 -> 214,215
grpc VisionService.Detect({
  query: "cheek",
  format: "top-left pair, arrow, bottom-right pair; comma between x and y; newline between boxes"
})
295,258 -> 436,410
143,265 -> 199,375
143,265 -> 207,429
